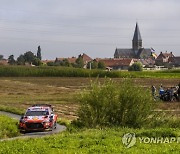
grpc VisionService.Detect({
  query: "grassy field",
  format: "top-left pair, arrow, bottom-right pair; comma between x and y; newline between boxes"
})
0,77 -> 180,153
0,77 -> 180,119
0,115 -> 20,139
0,66 -> 179,78
0,128 -> 180,153
0,77 -> 179,120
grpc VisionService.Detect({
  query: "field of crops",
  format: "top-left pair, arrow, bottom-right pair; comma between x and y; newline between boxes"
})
0,66 -> 179,78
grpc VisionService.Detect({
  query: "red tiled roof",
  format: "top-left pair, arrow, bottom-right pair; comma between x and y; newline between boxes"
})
156,52 -> 174,60
136,58 -> 155,65
169,57 -> 180,63
42,60 -> 54,63
0,59 -> 8,65
98,58 -> 133,67
56,57 -> 77,63
81,53 -> 92,62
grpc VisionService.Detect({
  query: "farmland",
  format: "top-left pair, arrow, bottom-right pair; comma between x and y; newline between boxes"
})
0,77 -> 179,120
0,76 -> 180,153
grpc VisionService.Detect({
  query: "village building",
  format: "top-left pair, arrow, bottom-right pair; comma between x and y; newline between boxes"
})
114,23 -> 154,59
155,51 -> 174,65
41,60 -> 55,65
55,53 -> 92,68
96,58 -> 134,70
55,57 -> 77,64
134,58 -> 155,68
168,57 -> 180,67
0,59 -> 8,65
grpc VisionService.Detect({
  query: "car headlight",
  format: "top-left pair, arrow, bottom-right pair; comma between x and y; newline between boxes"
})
20,119 -> 26,123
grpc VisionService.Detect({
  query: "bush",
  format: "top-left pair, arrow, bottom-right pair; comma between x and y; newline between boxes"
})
77,79 -> 154,128
128,62 -> 143,71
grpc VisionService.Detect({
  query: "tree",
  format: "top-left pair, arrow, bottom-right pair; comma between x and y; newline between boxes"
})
75,56 -> 84,68
8,55 -> 16,65
87,61 -> 98,69
37,46 -> 42,60
0,55 -> 4,60
32,57 -> 42,66
98,61 -> 106,69
128,62 -> 143,71
23,51 -> 36,64
17,54 -> 25,65
61,59 -> 71,67
47,61 -> 55,66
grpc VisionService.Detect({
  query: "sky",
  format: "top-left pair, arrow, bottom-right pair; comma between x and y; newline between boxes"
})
0,0 -> 180,59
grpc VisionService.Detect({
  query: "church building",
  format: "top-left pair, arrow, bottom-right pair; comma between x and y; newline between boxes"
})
114,23 -> 153,59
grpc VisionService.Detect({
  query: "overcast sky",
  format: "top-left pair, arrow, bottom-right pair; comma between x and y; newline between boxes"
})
0,0 -> 180,59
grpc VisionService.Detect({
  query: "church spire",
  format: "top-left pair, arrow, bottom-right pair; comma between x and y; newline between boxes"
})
132,22 -> 142,51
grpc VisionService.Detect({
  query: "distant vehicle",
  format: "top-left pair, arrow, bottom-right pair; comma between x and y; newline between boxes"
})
159,87 -> 179,102
19,104 -> 58,132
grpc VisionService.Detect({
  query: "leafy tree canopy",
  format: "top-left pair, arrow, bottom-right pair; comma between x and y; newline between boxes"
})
128,62 -> 143,71
8,55 -> 16,65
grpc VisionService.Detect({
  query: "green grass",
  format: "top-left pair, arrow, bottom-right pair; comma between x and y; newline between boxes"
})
0,128 -> 180,154
0,66 -> 179,78
0,77 -> 179,153
0,115 -> 20,139
0,105 -> 25,115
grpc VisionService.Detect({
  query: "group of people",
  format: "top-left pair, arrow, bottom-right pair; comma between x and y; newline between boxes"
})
152,83 -> 180,102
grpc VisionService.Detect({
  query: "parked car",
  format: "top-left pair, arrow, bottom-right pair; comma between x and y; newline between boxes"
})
19,104 -> 58,132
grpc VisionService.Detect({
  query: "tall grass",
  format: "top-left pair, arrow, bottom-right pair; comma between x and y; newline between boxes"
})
0,115 -> 20,139
0,66 -> 179,78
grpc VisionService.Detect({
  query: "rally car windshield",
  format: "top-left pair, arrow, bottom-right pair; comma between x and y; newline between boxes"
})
25,111 -> 49,116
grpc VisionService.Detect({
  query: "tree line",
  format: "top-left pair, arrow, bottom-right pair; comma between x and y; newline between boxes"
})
7,46 -> 42,66
4,46 -> 106,69
47,55 -> 106,69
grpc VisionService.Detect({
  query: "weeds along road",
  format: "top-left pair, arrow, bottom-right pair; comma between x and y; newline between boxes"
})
0,111 -> 66,141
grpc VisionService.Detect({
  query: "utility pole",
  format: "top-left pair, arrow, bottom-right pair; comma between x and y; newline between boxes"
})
90,62 -> 91,70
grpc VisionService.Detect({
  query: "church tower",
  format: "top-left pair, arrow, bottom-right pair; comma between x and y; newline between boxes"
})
132,22 -> 142,52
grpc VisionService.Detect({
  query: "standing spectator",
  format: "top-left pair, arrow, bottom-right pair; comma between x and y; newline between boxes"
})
178,83 -> 180,101
169,87 -> 174,102
151,85 -> 156,98
159,84 -> 164,96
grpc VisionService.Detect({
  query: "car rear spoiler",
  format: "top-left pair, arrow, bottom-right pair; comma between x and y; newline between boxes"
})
32,104 -> 54,111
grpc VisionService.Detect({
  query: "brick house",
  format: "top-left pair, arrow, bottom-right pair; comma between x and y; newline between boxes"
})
55,57 -> 77,64
96,58 -> 134,70
155,52 -> 174,65
55,53 -> 92,68
168,57 -> 180,67
0,59 -> 8,65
